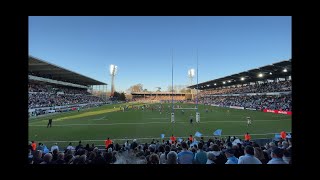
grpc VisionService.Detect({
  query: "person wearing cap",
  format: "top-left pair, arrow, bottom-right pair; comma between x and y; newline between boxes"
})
267,147 -> 286,164
224,149 -> 238,164
238,145 -> 262,164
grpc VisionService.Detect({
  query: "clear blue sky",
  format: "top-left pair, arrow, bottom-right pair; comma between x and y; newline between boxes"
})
29,16 -> 291,92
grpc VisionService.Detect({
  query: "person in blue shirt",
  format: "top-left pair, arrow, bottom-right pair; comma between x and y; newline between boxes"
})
223,149 -> 239,164
177,142 -> 194,164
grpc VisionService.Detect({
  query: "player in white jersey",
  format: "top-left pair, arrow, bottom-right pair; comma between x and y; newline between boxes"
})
246,117 -> 252,126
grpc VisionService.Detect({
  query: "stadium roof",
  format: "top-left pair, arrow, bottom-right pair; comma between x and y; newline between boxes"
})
188,59 -> 291,90
29,56 -> 107,86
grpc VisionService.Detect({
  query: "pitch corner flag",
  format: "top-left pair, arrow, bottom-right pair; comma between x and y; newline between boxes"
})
213,129 -> 222,136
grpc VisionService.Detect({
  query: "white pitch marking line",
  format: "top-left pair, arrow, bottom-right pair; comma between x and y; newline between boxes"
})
29,119 -> 288,126
31,132 -> 292,143
92,116 -> 107,121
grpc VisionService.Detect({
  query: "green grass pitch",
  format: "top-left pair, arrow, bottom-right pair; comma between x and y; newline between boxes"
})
29,102 -> 291,148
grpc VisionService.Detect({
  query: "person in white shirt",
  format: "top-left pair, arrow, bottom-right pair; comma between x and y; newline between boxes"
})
247,117 -> 252,126
51,143 -> 59,152
66,142 -> 75,151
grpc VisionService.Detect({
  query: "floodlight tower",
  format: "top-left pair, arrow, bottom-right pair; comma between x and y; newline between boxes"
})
188,68 -> 195,100
109,64 -> 118,97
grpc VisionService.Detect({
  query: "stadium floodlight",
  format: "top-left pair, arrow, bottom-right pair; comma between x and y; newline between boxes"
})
283,68 -> 287,72
188,68 -> 196,100
223,81 -> 226,84
241,77 -> 245,81
109,64 -> 118,75
188,68 -> 195,78
109,64 -> 118,97
188,68 -> 195,87
258,73 -> 263,77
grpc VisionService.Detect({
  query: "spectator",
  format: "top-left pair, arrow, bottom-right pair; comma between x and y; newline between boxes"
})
166,151 -> 178,164
209,144 -> 227,164
238,146 -> 262,164
177,142 -> 194,164
223,149 -> 238,164
75,141 -> 83,151
32,150 -> 43,164
66,142 -> 75,151
194,142 -> 207,164
55,153 -> 65,164
253,144 -> 267,164
206,152 -> 216,164
149,154 -> 160,164
51,143 -> 59,152
267,148 -> 286,164
40,153 -> 53,164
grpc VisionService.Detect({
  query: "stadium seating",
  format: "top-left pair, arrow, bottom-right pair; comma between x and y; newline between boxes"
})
28,82 -> 104,109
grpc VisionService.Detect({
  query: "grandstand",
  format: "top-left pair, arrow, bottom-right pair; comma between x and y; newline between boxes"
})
131,92 -> 187,102
28,56 -> 108,116
188,60 -> 291,90
189,60 -> 291,113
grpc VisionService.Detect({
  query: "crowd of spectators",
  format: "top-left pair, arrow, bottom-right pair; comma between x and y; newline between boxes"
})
28,136 -> 291,164
199,95 -> 291,111
29,83 -> 104,109
132,96 -> 185,102
201,80 -> 291,95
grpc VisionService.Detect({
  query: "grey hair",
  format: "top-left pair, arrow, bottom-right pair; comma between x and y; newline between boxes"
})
166,151 -> 178,164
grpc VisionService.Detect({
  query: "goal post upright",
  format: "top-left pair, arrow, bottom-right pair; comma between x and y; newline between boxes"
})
196,49 -> 200,123
171,49 -> 175,123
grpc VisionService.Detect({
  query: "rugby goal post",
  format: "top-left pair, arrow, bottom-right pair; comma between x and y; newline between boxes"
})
171,112 -> 175,123
172,107 -> 200,123
196,112 -> 200,123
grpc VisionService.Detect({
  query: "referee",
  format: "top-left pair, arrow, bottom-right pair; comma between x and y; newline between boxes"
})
47,118 -> 52,128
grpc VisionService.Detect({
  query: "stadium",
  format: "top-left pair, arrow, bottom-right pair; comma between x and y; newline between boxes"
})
28,55 -> 292,164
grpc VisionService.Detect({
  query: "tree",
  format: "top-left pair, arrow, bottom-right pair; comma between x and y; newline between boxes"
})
119,92 -> 126,101
180,88 -> 191,93
167,85 -> 188,93
143,89 -> 148,92
113,91 -> 126,101
127,84 -> 143,93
